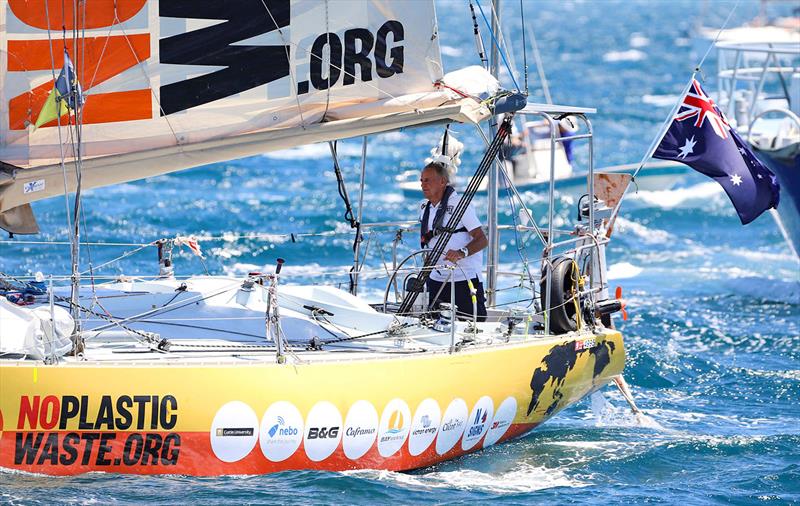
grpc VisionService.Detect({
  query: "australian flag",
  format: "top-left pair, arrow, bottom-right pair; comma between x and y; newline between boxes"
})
653,78 -> 780,224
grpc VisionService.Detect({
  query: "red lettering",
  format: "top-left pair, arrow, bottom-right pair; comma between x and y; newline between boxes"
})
39,395 -> 60,430
17,396 -> 40,430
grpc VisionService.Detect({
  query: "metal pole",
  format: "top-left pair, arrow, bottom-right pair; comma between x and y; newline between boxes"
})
48,275 -> 56,362
486,0 -> 501,307
352,136 -> 368,296
271,259 -> 286,364
587,116 -> 595,292
450,269 -> 456,353
544,113 -> 556,336
69,53 -> 85,354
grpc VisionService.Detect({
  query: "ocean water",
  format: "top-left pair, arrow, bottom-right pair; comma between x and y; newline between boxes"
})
2,0 -> 799,504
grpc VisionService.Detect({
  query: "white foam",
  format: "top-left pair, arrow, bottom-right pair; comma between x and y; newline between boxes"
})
606,262 -> 643,280
614,217 -> 674,245
629,33 -> 650,48
589,392 -> 667,431
603,49 -> 646,62
261,142 -> 361,160
627,181 -> 723,209
344,463 -> 588,493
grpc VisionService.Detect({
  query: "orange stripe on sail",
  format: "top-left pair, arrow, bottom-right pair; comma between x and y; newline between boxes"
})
8,0 -> 147,30
33,90 -> 153,129
7,35 -> 151,130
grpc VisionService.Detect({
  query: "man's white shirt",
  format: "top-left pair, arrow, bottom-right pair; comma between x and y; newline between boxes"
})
419,190 -> 483,282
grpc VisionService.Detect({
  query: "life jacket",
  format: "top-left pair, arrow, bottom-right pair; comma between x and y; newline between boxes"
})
420,185 -> 467,248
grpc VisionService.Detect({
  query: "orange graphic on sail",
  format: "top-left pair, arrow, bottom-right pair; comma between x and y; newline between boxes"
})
6,1 -> 151,129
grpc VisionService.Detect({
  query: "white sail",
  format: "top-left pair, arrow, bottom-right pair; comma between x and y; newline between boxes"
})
0,0 -> 493,213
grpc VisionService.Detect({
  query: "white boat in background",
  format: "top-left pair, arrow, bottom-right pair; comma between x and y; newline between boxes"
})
0,0 -> 637,476
693,1 -> 799,52
714,40 -> 800,259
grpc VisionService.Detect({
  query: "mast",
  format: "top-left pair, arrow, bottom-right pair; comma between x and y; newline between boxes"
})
485,0 -> 501,307
68,3 -> 86,352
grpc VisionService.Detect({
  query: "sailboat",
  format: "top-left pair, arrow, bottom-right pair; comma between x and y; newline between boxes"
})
0,0 -> 631,475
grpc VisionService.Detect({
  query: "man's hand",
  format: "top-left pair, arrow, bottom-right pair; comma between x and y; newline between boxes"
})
445,249 -> 465,263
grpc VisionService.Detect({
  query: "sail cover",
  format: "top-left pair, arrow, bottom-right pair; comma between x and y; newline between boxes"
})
0,0 -> 492,213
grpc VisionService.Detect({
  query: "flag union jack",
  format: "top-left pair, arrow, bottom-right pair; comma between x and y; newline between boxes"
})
674,79 -> 730,139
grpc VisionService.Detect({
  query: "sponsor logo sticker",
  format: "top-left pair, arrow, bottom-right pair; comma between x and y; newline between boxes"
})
408,398 -> 441,456
461,396 -> 494,451
342,400 -> 379,461
259,401 -> 304,463
483,396 -> 517,448
303,401 -> 342,462
435,398 -> 468,456
23,180 -> 45,194
210,401 -> 259,463
377,399 -> 411,458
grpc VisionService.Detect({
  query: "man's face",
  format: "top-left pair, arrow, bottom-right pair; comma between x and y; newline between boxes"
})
420,167 -> 446,203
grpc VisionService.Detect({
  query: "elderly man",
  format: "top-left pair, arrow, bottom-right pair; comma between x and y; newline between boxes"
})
419,162 -> 488,321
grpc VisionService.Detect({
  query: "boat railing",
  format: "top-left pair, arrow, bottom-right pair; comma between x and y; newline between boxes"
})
747,107 -> 800,149
715,41 -> 800,130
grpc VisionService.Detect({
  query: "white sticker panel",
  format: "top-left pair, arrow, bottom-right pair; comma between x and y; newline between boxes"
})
483,396 -> 517,448
408,398 -> 441,456
259,401 -> 304,462
435,398 -> 468,456
342,400 -> 379,460
377,398 -> 411,458
462,396 -> 494,451
210,401 -> 259,463
303,401 -> 343,462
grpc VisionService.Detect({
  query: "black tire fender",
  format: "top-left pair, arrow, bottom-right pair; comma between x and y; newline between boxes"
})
540,256 -> 579,334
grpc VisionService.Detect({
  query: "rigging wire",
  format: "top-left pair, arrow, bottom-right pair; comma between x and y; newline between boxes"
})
695,0 -> 741,73
468,1 -> 489,69
43,1 -> 75,259
474,0 -> 521,91
259,0 -> 309,129
526,20 -> 552,104
519,0 -> 528,95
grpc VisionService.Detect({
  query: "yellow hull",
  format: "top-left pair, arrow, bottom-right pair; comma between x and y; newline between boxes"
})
0,330 -> 624,475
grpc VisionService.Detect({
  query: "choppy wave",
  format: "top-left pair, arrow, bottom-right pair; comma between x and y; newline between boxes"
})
261,142 -> 363,160
625,182 -> 724,209
345,463 -> 589,493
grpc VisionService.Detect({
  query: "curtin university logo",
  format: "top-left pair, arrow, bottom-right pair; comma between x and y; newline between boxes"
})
210,401 -> 259,463
216,427 -> 255,437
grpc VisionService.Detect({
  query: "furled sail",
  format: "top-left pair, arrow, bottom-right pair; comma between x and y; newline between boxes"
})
0,0 -> 493,216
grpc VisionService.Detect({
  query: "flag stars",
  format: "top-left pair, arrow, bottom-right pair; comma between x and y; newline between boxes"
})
678,135 -> 696,159
738,147 -> 747,155
730,174 -> 743,186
